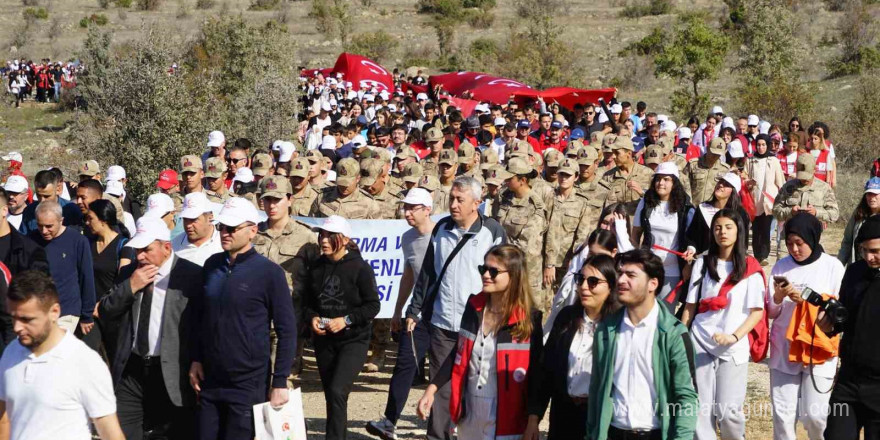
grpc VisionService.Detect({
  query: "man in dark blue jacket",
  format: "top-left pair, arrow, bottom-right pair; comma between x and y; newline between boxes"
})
189,197 -> 296,440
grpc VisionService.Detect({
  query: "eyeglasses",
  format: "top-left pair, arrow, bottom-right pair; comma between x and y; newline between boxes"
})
574,273 -> 607,289
216,223 -> 249,234
477,264 -> 508,279
585,111 -> 595,115
226,157 -> 246,164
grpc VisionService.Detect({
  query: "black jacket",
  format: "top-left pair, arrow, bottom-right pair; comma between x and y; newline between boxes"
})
835,260 -> 880,376
685,205 -> 752,255
0,227 -> 49,347
304,249 -> 380,341
528,304 -> 590,440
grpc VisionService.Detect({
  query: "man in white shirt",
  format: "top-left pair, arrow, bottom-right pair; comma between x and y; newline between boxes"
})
2,176 -> 28,231
0,270 -> 124,440
172,192 -> 222,266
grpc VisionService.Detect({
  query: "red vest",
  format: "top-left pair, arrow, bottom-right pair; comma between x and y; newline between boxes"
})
813,149 -> 831,182
450,293 -> 534,438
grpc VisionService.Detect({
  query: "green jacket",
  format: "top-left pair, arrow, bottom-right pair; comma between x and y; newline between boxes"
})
587,300 -> 698,440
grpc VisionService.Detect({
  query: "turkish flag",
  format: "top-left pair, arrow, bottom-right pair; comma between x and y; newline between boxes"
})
299,67 -> 333,79
534,87 -> 617,110
430,71 -> 534,105
446,96 -> 481,118
331,53 -> 394,92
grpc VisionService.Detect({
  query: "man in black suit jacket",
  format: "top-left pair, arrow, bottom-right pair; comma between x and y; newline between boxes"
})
98,217 -> 201,440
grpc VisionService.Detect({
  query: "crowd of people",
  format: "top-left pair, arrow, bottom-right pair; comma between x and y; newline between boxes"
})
0,66 -> 878,440
3,58 -> 79,107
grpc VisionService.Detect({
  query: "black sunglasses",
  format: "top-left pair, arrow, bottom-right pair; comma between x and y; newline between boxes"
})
574,273 -> 608,289
216,223 -> 249,234
226,157 -> 246,163
477,264 -> 508,279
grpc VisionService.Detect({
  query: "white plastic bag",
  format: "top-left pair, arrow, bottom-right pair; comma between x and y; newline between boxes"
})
253,388 -> 307,440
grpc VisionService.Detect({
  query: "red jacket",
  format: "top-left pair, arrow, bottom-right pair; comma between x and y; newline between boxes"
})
449,292 -> 542,438
813,149 -> 831,182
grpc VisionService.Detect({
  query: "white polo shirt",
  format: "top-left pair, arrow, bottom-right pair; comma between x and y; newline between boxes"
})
172,228 -> 223,267
0,330 -> 116,440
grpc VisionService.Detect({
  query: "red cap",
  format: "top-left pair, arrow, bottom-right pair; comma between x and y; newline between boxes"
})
156,169 -> 179,190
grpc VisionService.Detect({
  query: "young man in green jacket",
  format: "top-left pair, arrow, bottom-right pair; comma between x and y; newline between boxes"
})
587,249 -> 698,440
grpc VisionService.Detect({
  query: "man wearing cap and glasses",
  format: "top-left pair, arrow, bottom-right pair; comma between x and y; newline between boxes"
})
3,176 -> 30,231
201,130 -> 227,164
171,193 -> 223,267
682,137 -> 731,204
224,145 -> 250,190
254,175 -> 319,380
98,217 -> 202,439
190,198 -> 297,440
772,154 -> 840,223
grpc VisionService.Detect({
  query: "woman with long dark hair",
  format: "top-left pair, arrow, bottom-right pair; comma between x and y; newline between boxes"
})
306,215 -> 380,440
686,173 -> 750,255
416,244 -> 542,440
838,177 -> 880,265
631,162 -> 695,305
681,209 -> 766,440
525,254 -> 621,440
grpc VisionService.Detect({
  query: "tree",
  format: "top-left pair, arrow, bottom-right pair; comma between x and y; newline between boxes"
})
736,0 -> 804,83
345,31 -> 399,63
653,12 -> 729,118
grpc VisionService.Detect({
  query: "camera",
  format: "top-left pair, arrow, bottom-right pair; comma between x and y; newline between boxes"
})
800,287 -> 848,326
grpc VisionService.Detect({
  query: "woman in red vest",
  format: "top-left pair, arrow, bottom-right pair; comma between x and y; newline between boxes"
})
416,244 -> 542,440
680,209 -> 768,440
808,128 -> 836,188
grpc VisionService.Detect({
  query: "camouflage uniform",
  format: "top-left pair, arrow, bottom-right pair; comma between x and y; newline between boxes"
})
601,136 -> 653,218
682,137 -> 730,203
544,159 -> 592,294
772,155 -> 840,223
309,158 -> 381,219
493,190 -> 548,302
204,157 -> 231,204
417,175 -> 447,214
288,158 -> 319,217
361,158 -> 403,220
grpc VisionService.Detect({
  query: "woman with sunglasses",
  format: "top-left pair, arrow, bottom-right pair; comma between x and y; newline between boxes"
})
525,254 -> 620,440
680,209 -> 767,440
416,244 -> 542,440
305,215 -> 380,440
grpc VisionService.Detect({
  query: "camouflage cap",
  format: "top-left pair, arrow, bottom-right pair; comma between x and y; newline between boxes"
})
658,138 -> 675,156
486,165 -> 514,186
457,141 -> 476,164
480,148 -> 499,171
251,153 -> 274,176
438,149 -> 456,166
304,149 -> 324,163
530,151 -> 544,168
612,136 -> 634,152
564,142 -> 582,158
204,156 -> 227,178
394,146 -> 419,161
708,137 -> 726,155
601,134 -> 617,153
418,174 -> 441,192
368,147 -> 393,165
644,145 -> 664,165
359,158 -> 385,187
591,131 -> 605,146
78,160 -> 100,177
577,146 -> 599,166
402,162 -> 424,184
543,148 -> 563,168
557,158 -> 579,176
796,153 -> 816,180
336,157 -> 360,187
289,157 -> 310,179
425,127 -> 443,142
507,156 -> 534,176
180,155 -> 202,173
508,141 -> 531,158
259,175 -> 292,199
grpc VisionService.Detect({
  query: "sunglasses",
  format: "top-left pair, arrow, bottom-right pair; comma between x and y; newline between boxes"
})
216,223 -> 249,234
573,274 -> 608,289
477,264 -> 508,279
226,157 -> 246,164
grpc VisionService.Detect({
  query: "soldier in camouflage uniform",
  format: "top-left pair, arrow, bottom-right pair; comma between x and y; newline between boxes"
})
644,144 -> 664,171
289,158 -> 319,217
309,158 -> 381,219
543,158 -> 593,295
491,157 -> 548,306
254,175 -> 320,381
305,149 -> 331,191
419,127 -> 444,179
595,133 -> 617,178
401,163 -> 423,192
542,149 -> 563,187
456,141 -> 484,185
251,152 -> 275,181
417,174 -> 446,214
773,154 -> 840,223
527,151 -> 556,212
479,147 -> 499,180
180,154 -> 206,196
204,156 -> 232,204
390,147 -> 418,193
682,137 -> 730,204
574,146 -> 609,230
483,165 -> 512,216
601,136 -> 653,216
436,149 -> 457,212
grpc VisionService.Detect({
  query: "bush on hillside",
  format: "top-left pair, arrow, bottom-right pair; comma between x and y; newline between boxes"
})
732,76 -> 816,126
116,0 -> 133,6
196,0 -> 215,8
344,31 -> 399,64
23,7 -> 49,20
249,0 -> 280,10
137,0 -> 162,10
467,8 -> 494,29
620,0 -> 673,18
512,0 -> 566,19
827,0 -> 880,78
80,14 -> 110,28
837,71 -> 880,169
619,27 -> 665,56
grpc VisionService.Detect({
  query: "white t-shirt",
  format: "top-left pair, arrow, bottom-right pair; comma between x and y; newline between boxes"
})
686,257 -> 766,365
767,253 -> 844,378
7,212 -> 23,230
0,331 -> 116,440
633,199 -> 694,276
172,228 -> 223,267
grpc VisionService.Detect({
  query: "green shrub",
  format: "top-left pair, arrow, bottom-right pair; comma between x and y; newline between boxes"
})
732,76 -> 816,127
98,0 -> 112,8
466,8 -> 494,29
196,0 -> 215,8
22,7 -> 49,20
344,31 -> 399,63
136,0 -> 162,10
619,27 -> 665,56
116,0 -> 133,6
826,1 -> 879,78
248,0 -> 279,10
80,14 -> 109,28
620,0 -> 673,18
837,72 -> 880,169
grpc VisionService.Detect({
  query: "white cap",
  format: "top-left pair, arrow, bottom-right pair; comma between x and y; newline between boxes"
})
401,188 -> 433,208
143,193 -> 175,218
379,90 -> 390,100
416,92 -> 428,101
676,127 -> 692,139
2,152 -> 22,163
105,180 -> 124,197
179,192 -> 212,219
232,167 -> 254,184
657,114 -> 668,123
321,135 -> 336,151
207,130 -> 225,148
127,217 -> 172,249
494,117 -> 506,126
271,140 -> 283,151
345,81 -> 353,89
720,172 -> 742,193
759,121 -> 771,135
712,105 -> 724,115
661,120 -> 677,132
329,99 -> 338,107
387,104 -> 398,112
321,101 -> 332,112
598,113 -> 609,124
106,165 -> 126,181
3,175 -> 27,193
216,196 -> 261,227
475,103 -> 490,114
351,134 -> 367,148
654,161 -> 680,178
747,114 -> 760,126
610,103 -> 623,114
728,139 -> 744,158
279,141 -> 296,162
326,78 -> 337,86
364,94 -> 375,102
722,116 -> 735,130
312,215 -> 352,238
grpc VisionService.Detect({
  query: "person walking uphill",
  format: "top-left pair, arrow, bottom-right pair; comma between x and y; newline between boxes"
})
305,215 -> 380,440
189,197 -> 297,440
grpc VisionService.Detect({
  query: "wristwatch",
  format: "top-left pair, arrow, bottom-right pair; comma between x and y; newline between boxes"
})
343,315 -> 353,326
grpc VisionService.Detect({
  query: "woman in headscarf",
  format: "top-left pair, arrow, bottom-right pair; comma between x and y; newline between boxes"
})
767,212 -> 845,440
746,133 -> 785,266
